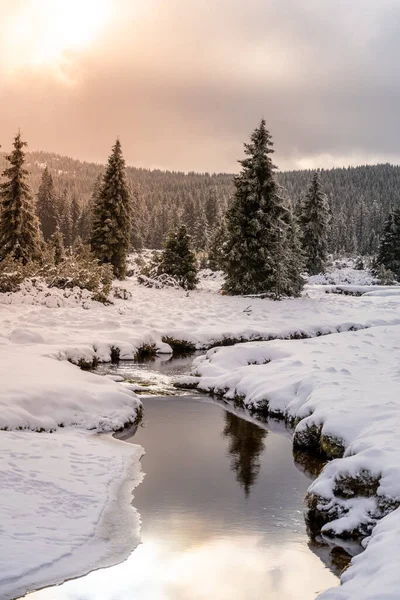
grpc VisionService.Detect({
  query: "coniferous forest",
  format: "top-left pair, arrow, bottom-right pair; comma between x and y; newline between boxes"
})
0,150 -> 399,256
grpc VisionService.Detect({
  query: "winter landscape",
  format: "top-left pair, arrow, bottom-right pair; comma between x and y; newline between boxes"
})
2,1 -> 400,599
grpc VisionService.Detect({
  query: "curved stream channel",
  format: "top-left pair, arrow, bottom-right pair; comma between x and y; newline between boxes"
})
23,355 -> 356,600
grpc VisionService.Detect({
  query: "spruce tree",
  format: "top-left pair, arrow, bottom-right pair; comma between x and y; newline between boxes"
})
157,225 -> 198,290
90,139 -> 131,278
299,172 -> 330,275
377,209 -> 400,278
208,217 -> 227,271
205,188 -> 220,230
70,195 -> 81,244
192,205 -> 209,251
223,119 -> 298,297
58,189 -> 73,247
50,225 -> 65,264
0,132 -> 43,264
37,167 -> 58,241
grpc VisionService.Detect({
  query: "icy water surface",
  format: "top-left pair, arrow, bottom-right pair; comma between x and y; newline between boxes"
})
24,382 -> 342,600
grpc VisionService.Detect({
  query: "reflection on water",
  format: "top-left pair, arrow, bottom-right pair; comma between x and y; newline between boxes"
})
23,396 -> 339,600
223,411 -> 267,496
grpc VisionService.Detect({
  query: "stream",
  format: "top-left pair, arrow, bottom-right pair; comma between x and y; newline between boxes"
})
22,355 -> 357,600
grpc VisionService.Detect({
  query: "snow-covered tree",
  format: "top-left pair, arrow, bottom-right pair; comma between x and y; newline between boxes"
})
57,189 -> 73,247
70,195 -> 81,244
0,132 -> 43,264
208,217 -> 227,271
50,225 -> 65,265
157,225 -> 198,290
205,188 -> 220,230
223,119 -> 300,297
192,205 -> 209,251
377,209 -> 400,278
36,167 -> 58,241
90,139 -> 131,278
299,172 -> 330,275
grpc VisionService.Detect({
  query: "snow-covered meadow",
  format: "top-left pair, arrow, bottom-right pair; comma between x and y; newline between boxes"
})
1,258 -> 400,599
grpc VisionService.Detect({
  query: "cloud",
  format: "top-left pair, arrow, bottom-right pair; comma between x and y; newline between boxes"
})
1,0 -> 400,171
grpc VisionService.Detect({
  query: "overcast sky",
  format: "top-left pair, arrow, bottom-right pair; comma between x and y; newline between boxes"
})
1,0 -> 399,172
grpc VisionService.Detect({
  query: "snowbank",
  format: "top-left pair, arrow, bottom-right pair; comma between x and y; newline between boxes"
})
179,326 -> 400,598
0,348 -> 142,432
0,430 -> 143,600
1,275 -> 400,367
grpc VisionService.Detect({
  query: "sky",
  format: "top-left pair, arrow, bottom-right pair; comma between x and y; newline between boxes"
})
0,0 -> 400,173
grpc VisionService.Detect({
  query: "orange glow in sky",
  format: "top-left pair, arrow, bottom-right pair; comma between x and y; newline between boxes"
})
4,0 -> 113,74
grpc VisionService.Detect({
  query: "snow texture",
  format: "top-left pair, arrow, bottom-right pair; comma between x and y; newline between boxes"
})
0,430 -> 143,600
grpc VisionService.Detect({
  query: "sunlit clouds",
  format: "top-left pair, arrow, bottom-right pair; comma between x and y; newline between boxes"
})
1,0 -> 113,81
1,0 -> 400,171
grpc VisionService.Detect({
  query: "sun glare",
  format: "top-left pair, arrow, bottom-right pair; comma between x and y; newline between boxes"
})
5,0 -> 112,74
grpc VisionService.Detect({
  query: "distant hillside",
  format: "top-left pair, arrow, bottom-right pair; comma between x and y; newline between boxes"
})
1,150 -> 399,253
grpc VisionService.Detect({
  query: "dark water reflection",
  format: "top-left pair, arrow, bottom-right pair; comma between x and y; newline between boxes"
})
25,396 -> 341,600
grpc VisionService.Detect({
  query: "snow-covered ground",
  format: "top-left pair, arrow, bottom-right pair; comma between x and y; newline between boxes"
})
0,431 -> 143,600
1,258 -> 400,599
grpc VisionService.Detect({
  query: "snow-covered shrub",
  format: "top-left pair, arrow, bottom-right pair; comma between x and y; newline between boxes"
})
375,264 -> 397,285
0,256 -> 31,293
112,286 -> 132,300
47,246 -> 113,302
0,245 -> 113,302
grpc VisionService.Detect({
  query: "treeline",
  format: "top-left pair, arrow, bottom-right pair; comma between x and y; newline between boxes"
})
0,123 -> 396,300
1,151 -> 399,254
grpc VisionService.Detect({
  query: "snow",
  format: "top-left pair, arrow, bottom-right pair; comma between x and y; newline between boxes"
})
1,260 -> 400,599
0,348 -> 142,432
307,258 -> 377,286
0,430 -> 143,600
180,325 -> 400,598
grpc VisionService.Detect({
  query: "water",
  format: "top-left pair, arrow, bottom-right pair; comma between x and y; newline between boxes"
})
24,390 -> 341,600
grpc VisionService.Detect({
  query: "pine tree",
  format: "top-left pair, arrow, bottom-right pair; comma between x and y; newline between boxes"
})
58,189 -> 73,247
0,132 -> 43,264
208,217 -> 227,271
90,139 -> 131,278
50,225 -> 65,264
157,225 -> 198,290
205,188 -> 220,230
192,205 -> 209,251
299,172 -> 330,275
70,195 -> 81,244
223,119 -> 299,297
36,167 -> 58,241
377,210 -> 400,278
130,183 -> 144,250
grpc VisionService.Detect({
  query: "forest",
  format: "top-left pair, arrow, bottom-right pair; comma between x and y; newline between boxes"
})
1,150 -> 398,255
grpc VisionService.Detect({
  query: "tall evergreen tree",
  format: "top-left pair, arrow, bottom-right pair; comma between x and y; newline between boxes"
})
299,172 -> 330,275
192,205 -> 209,251
223,119 -> 300,297
205,188 -> 220,230
208,217 -> 227,271
377,209 -> 400,278
0,132 -> 43,264
90,139 -> 131,278
70,195 -> 81,244
36,166 -> 58,241
157,225 -> 198,290
57,189 -> 73,247
50,225 -> 65,264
